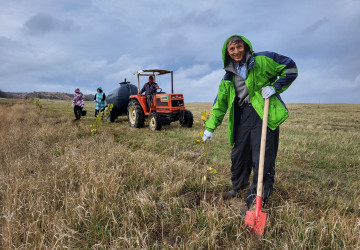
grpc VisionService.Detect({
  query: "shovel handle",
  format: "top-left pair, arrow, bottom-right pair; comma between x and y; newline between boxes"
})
257,98 -> 269,197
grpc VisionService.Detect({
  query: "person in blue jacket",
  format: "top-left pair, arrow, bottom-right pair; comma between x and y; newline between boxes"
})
94,87 -> 106,117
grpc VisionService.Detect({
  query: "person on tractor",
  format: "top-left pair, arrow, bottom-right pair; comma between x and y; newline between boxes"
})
202,35 -> 298,214
140,75 -> 159,111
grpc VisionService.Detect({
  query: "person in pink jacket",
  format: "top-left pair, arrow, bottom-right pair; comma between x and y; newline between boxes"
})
72,88 -> 84,120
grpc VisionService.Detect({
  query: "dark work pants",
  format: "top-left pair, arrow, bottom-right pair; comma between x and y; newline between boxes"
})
146,95 -> 153,111
95,108 -> 105,118
231,102 -> 279,209
74,105 -> 83,120
95,109 -> 100,117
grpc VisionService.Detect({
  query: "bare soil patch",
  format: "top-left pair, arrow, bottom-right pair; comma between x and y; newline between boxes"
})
182,191 -> 247,214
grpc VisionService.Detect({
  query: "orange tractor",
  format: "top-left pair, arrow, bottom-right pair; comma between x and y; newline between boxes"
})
127,69 -> 193,131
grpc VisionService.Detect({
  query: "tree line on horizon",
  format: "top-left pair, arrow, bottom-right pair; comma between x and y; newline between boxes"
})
0,90 -> 94,101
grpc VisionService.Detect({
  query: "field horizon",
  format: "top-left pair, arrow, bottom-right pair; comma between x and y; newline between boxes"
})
0,99 -> 359,249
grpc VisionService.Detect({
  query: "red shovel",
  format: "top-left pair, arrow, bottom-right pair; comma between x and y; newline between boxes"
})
245,98 -> 269,235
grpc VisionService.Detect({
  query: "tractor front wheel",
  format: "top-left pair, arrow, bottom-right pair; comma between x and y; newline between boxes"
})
149,112 -> 162,131
180,110 -> 193,128
127,100 -> 145,128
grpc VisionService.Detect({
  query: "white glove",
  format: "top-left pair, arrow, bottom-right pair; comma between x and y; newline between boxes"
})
261,86 -> 276,99
72,103 -> 74,107
202,130 -> 214,142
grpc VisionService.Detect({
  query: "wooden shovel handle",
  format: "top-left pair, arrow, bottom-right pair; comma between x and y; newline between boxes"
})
257,98 -> 269,197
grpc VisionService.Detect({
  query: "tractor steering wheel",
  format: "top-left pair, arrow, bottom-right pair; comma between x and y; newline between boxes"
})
156,88 -> 163,93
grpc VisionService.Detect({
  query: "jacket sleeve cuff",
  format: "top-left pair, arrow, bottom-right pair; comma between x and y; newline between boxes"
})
271,85 -> 279,94
205,127 -> 214,133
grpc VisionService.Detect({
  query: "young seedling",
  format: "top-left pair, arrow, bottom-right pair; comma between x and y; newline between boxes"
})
198,110 -> 216,201
104,104 -> 114,122
90,104 -> 114,135
90,114 -> 103,135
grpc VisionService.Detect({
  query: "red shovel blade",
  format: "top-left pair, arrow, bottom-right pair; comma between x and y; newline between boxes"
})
244,197 -> 267,235
245,210 -> 267,235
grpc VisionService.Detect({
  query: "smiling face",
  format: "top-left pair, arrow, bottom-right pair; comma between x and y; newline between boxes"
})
227,41 -> 246,63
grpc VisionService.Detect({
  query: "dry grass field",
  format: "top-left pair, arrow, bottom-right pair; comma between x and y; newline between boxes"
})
0,99 -> 359,249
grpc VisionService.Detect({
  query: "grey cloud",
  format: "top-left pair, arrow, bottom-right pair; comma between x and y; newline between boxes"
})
1,1 -> 359,103
302,17 -> 329,34
179,9 -> 225,27
0,36 -> 22,53
23,13 -> 76,35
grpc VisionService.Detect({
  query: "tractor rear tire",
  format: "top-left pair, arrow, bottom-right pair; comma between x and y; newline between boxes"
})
149,112 -> 162,131
128,100 -> 145,128
180,110 -> 193,128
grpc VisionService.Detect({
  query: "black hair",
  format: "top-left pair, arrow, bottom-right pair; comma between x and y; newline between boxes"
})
226,36 -> 244,47
226,36 -> 249,52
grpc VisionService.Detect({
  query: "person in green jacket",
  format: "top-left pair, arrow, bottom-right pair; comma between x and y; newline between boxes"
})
203,35 -> 298,212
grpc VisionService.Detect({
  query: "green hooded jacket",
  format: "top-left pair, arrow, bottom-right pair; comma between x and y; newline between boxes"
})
205,35 -> 298,145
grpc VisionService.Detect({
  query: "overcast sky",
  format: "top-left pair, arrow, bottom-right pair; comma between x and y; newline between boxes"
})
1,0 -> 359,103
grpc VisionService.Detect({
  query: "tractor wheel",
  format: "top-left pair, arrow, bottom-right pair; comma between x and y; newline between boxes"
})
127,100 -> 145,128
149,112 -> 162,131
180,110 -> 193,128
